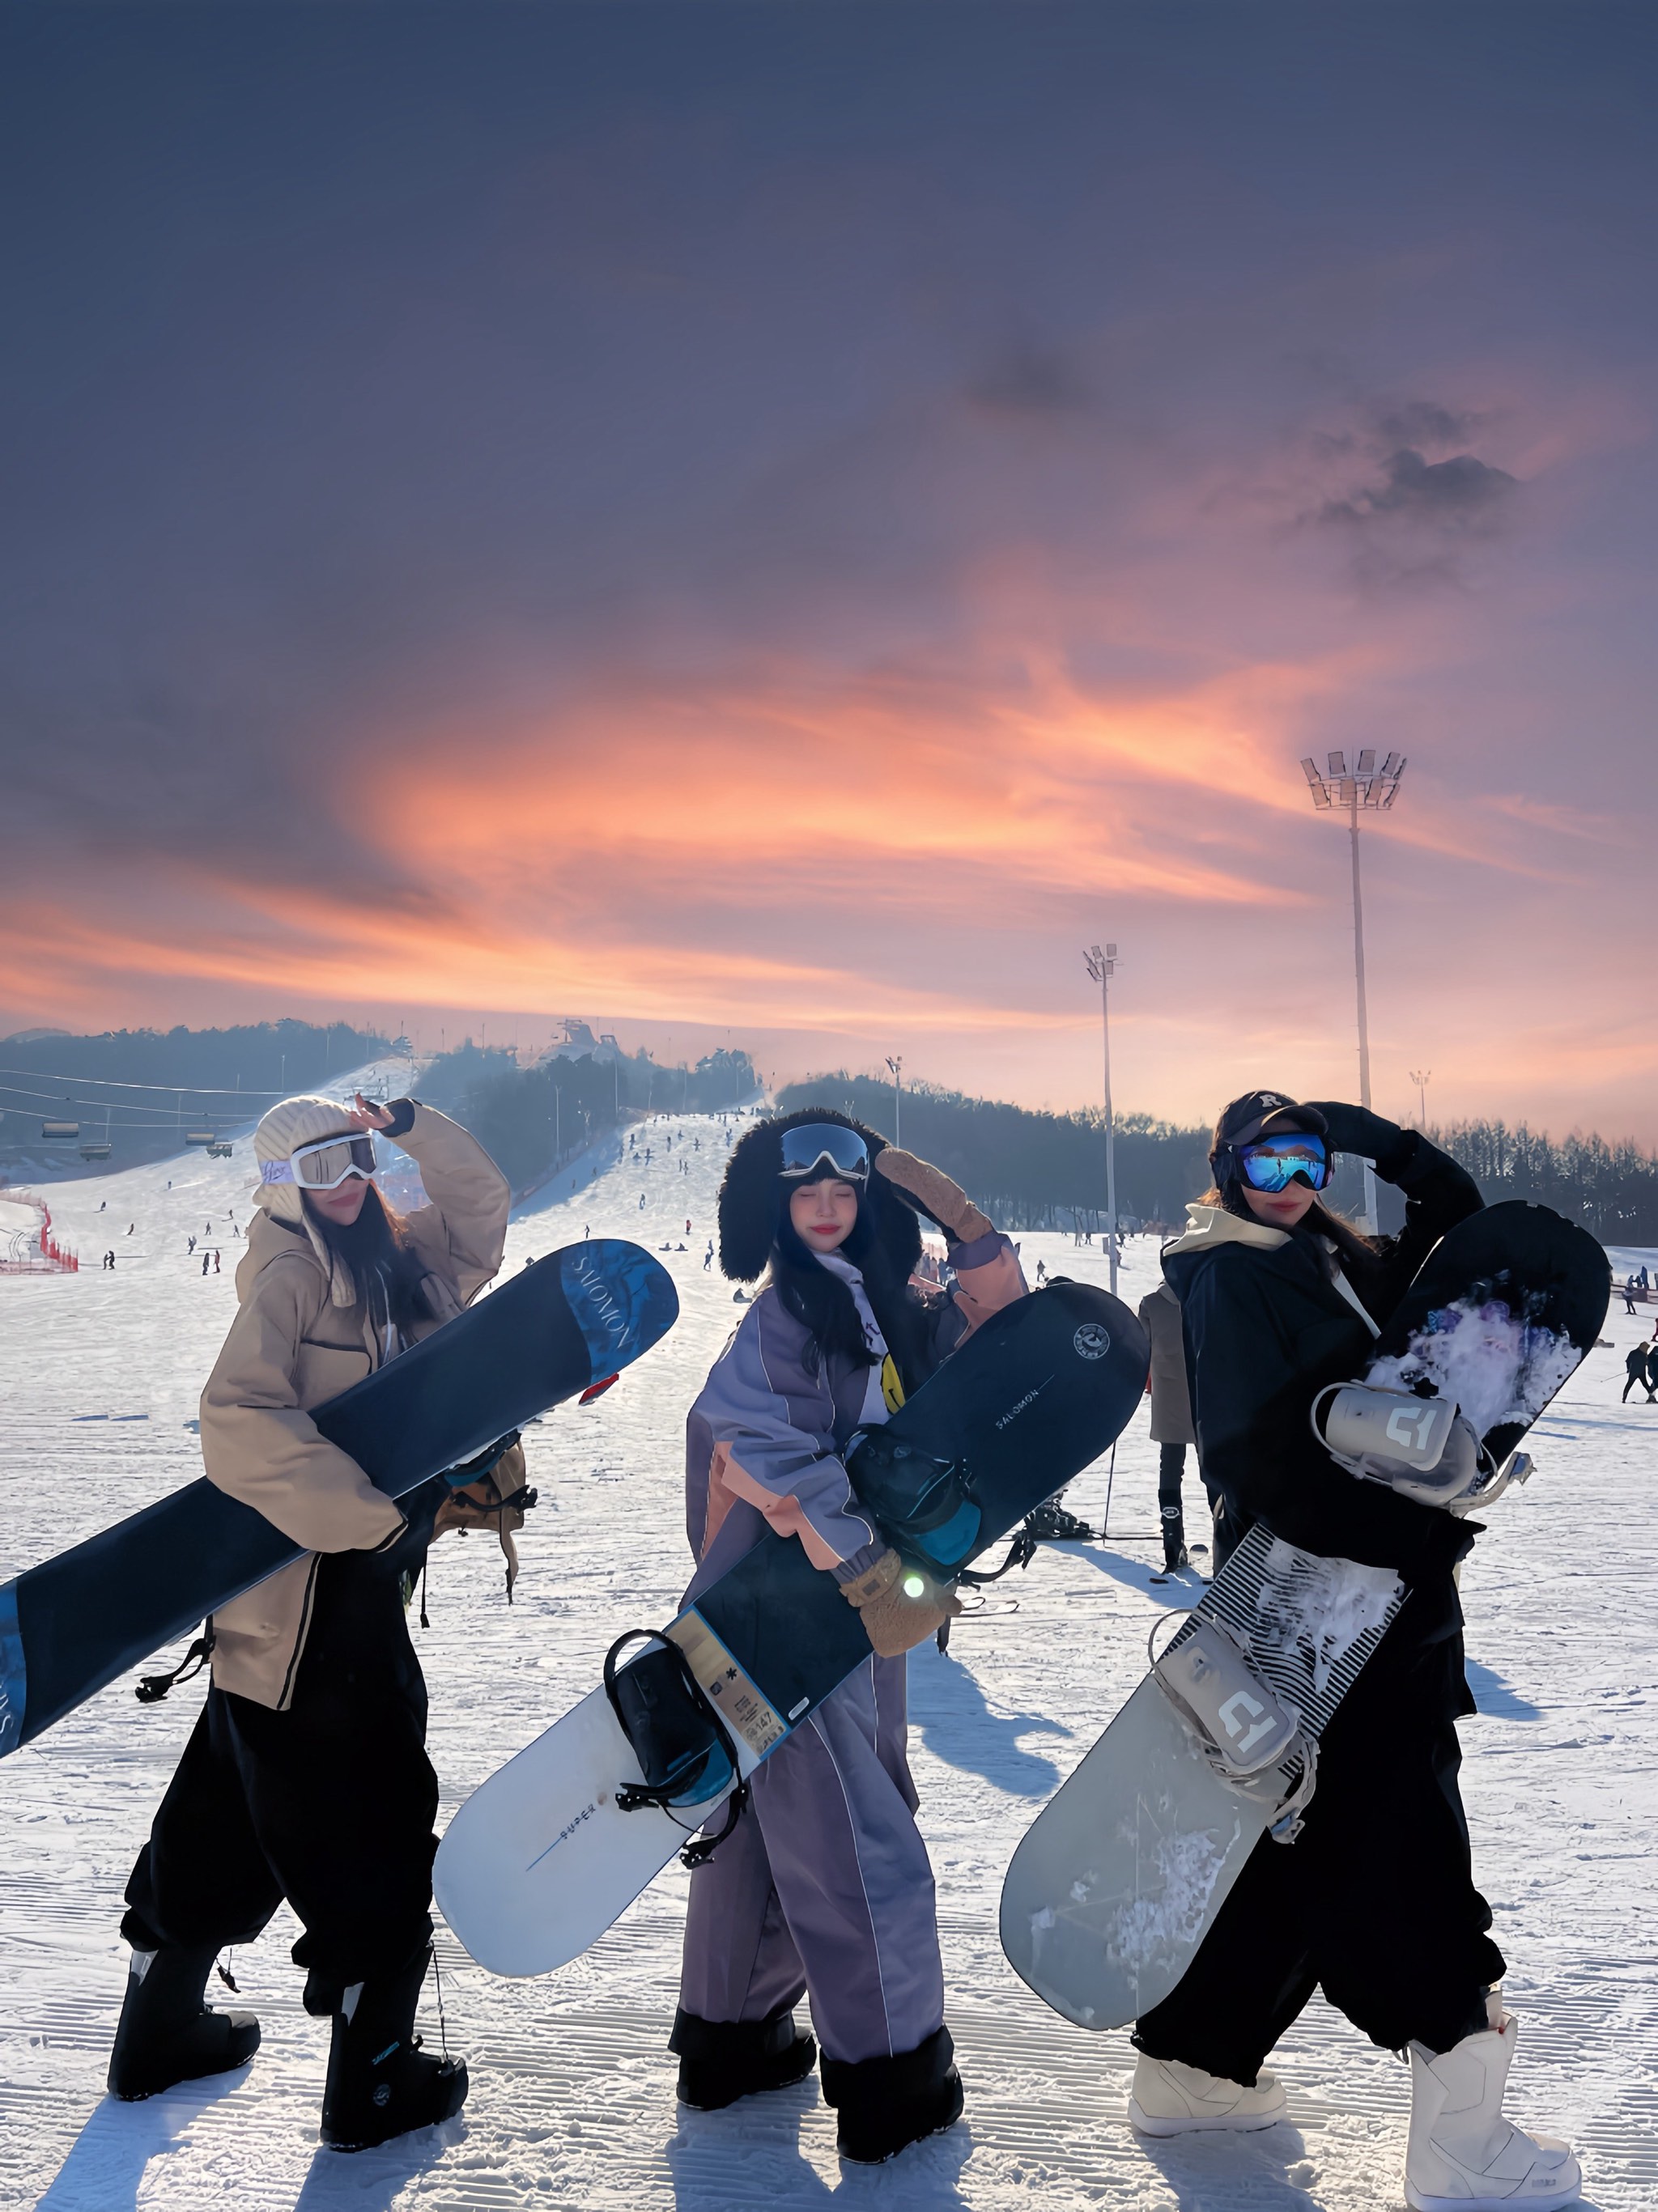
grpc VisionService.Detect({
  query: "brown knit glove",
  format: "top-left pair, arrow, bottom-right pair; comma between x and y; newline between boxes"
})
840,1548 -> 963,1658
874,1148 -> 993,1243
434,1440 -> 537,1595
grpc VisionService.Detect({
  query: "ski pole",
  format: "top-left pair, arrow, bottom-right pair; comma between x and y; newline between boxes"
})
1102,1441 -> 1116,1539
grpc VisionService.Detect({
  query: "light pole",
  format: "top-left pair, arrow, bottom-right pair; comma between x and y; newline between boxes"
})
1083,944 -> 1119,1295
885,1055 -> 903,1149
1298,749 -> 1407,1231
1409,1068 -> 1431,1130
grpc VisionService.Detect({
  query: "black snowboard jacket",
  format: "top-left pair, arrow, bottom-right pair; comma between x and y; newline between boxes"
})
1162,1129 -> 1484,1682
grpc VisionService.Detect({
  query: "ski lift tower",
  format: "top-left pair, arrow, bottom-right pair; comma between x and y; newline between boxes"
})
1298,749 -> 1407,1232
1083,943 -> 1119,1296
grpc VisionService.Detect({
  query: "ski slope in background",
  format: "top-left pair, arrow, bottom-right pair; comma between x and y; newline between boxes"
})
0,1076 -> 1654,2211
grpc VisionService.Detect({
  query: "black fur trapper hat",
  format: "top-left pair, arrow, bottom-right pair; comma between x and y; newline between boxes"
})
717,1107 -> 923,1284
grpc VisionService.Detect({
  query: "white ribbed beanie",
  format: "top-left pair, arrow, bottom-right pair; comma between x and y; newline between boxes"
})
253,1094 -> 364,1305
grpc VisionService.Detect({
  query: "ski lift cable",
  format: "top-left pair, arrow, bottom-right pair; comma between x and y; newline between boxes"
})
0,1082 -> 253,1125
0,1064 -> 318,1098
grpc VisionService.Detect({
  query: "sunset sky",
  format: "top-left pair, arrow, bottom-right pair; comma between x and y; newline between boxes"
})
2,5 -> 1654,1138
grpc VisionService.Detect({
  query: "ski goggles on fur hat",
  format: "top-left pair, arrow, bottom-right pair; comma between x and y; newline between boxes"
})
260,1131 -> 378,1191
777,1123 -> 870,1183
1229,1132 -> 1332,1194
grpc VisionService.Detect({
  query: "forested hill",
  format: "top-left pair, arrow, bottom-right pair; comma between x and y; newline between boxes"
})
772,1074 -> 1209,1230
419,1040 -> 757,1192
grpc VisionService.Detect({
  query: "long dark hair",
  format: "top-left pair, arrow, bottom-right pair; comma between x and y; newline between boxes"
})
769,1195 -> 925,1387
303,1183 -> 433,1335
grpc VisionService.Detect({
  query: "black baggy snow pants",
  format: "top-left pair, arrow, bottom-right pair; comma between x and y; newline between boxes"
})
121,1545 -> 438,2012
1133,1633 -> 1505,2081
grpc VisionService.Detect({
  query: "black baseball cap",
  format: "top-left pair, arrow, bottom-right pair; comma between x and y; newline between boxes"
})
1212,1090 -> 1329,1154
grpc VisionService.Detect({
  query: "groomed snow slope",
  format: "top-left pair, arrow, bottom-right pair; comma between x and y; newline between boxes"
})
1,1093 -> 1654,2211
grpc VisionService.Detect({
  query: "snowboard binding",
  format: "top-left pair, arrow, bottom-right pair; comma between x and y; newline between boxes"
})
602,1630 -> 746,1868
1311,1380 -> 1525,1514
1148,1612 -> 1317,1843
845,1431 -> 984,1582
846,1433 -> 1044,1588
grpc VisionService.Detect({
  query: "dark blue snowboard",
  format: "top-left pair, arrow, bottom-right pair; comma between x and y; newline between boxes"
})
0,1241 -> 678,1756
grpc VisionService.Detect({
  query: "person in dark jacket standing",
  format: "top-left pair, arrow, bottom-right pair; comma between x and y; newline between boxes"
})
1622,1341 -> 1656,1403
671,1110 -> 1026,2163
1128,1090 -> 1580,2212
1135,1280 -> 1201,1573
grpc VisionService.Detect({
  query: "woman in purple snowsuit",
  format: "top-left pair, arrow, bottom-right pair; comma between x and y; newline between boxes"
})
670,1110 -> 1026,2163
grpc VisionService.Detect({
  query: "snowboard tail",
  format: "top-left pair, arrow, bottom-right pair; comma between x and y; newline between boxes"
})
0,1241 -> 677,1756
434,1279 -> 1150,1976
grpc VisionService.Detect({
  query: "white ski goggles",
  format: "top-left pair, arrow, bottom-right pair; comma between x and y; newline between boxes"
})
260,1131 -> 378,1191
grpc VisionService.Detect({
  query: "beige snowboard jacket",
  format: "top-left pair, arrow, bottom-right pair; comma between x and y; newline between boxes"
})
201,1102 -> 510,1709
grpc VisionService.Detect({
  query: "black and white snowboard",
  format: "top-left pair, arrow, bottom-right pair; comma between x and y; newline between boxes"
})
999,1200 -> 1609,2032
434,1279 -> 1149,1977
0,1241 -> 678,1756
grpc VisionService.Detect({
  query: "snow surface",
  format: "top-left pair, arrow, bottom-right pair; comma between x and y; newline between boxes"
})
1,1081 -> 1655,2210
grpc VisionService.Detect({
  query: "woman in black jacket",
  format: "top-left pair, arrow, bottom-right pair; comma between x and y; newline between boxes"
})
1128,1091 -> 1580,2212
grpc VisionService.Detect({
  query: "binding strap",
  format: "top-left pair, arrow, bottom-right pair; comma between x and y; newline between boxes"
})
602,1628 -> 750,1870
956,1524 -> 1039,1588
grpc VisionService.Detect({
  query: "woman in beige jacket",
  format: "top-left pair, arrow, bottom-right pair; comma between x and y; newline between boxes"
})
109,1090 -> 512,2153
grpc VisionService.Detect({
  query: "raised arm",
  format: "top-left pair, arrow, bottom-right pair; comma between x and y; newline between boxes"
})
380,1099 -> 511,1305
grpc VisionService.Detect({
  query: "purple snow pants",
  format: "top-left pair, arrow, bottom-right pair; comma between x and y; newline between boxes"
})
677,1650 -> 946,2066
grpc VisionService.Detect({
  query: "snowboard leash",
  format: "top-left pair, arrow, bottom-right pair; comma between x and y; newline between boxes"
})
135,1628 -> 214,1705
427,1942 -> 451,2061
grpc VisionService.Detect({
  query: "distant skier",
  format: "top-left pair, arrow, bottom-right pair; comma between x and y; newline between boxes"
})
704,1239 -> 713,1271
672,1113 -> 1026,2162
1622,1343 -> 1655,1403
108,1089 -> 521,2152
201,1252 -> 210,1276
1127,1090 -> 1579,2210
1622,1275 -> 1639,1314
214,1250 -> 221,1274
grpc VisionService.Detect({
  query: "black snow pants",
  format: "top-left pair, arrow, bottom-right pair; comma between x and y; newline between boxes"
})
1133,1625 -> 1504,2081
121,1542 -> 438,2013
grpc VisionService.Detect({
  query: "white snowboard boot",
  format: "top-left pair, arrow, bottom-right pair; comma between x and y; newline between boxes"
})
1129,2052 -> 1286,2135
1404,2010 -> 1582,2210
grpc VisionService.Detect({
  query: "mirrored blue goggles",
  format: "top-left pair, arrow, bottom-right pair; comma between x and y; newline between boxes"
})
1235,1133 -> 1330,1193
779,1123 -> 870,1183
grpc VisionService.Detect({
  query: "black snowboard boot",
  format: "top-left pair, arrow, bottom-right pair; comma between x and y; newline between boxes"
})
822,2024 -> 963,2164
671,2003 -> 817,2110
107,1943 -> 260,2101
318,1945 -> 468,2151
1027,1501 -> 1095,1543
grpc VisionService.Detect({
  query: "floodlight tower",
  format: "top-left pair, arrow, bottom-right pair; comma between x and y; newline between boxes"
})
1083,943 -> 1119,1295
1409,1068 -> 1432,1129
1298,749 -> 1407,1231
885,1055 -> 903,1149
